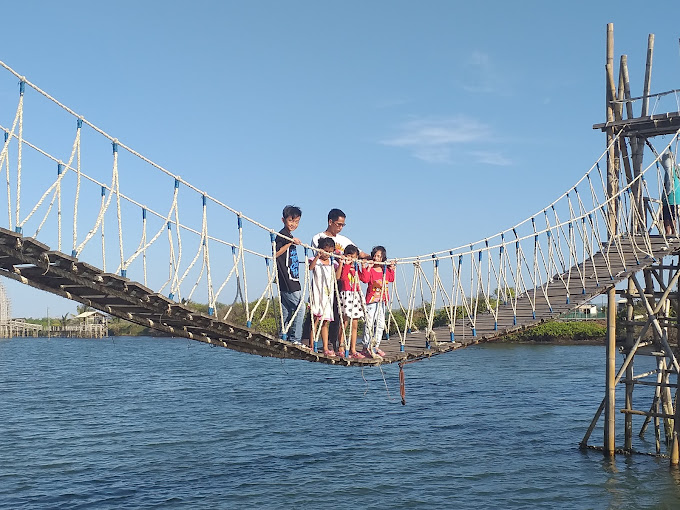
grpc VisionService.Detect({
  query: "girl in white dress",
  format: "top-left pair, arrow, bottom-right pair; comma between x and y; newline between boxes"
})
309,236 -> 337,356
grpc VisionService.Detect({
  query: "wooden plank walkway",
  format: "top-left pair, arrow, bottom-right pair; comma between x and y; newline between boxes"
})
0,227 -> 678,366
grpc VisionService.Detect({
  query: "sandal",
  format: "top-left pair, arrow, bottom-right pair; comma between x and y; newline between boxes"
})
376,348 -> 386,357
349,351 -> 365,359
323,349 -> 336,357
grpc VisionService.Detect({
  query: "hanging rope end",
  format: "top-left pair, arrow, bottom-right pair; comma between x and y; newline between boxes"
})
399,362 -> 406,405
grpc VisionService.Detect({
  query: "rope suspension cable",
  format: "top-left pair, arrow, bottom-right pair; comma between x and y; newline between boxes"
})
15,81 -> 24,233
565,192 -> 588,295
246,256 -> 278,328
236,215 -> 251,326
389,263 -> 412,349
432,259 -> 455,343
158,221 -> 176,296
169,181 -> 183,299
72,146 -> 120,258
452,253 -> 474,339
176,194 -> 211,302
530,219 -> 548,317
2,132 -> 10,231
73,118 -> 82,256
0,95 -> 24,231
113,142 -> 125,276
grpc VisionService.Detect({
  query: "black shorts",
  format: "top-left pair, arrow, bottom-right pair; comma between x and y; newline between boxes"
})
663,202 -> 679,224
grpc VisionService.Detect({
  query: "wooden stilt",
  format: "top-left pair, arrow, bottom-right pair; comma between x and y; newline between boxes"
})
606,285 -> 617,456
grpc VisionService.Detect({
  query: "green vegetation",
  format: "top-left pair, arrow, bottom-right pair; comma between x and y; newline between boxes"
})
505,320 -> 607,342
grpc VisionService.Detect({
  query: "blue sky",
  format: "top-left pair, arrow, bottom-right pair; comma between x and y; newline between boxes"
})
1,0 -> 679,317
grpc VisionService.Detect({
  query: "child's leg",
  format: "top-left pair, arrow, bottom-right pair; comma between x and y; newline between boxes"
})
321,320 -> 330,352
363,302 -> 377,350
374,303 -> 386,349
339,316 -> 349,354
312,316 -> 325,351
350,318 -> 359,353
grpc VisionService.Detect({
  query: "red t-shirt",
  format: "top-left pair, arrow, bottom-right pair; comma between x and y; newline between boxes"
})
359,265 -> 395,303
338,263 -> 361,292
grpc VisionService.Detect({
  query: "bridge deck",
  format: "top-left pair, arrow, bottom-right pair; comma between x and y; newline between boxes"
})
0,227 -> 678,366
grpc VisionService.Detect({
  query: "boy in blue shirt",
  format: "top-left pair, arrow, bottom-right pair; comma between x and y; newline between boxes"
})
275,205 -> 304,344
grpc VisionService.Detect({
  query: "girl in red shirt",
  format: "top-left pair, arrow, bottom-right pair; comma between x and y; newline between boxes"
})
335,245 -> 365,359
359,245 -> 395,358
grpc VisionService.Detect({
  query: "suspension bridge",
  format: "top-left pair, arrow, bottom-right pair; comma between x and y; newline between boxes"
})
4,24 -> 680,461
0,52 -> 679,367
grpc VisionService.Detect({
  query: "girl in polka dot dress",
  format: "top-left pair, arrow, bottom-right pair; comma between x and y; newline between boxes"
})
335,245 -> 365,359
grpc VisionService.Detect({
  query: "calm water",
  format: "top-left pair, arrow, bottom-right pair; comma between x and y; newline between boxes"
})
1,337 -> 680,509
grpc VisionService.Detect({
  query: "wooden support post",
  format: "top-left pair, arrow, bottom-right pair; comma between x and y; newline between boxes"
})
672,377 -> 680,465
604,23 -> 617,457
673,257 -> 680,466
624,277 -> 634,450
606,285 -> 617,456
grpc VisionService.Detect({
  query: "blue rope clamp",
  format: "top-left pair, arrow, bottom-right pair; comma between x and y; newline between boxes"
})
208,307 -> 214,316
57,163 -> 63,176
77,118 -> 83,129
450,331 -> 455,343
19,80 -> 25,96
121,269 -> 127,278
400,344 -> 405,352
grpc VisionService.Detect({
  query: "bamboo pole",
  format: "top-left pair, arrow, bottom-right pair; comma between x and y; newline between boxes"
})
604,23 -> 617,457
625,278 -> 634,450
606,285 -> 617,456
641,34 -> 654,118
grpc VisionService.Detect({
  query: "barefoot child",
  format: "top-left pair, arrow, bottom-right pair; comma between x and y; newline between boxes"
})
359,245 -> 395,358
309,236 -> 338,356
335,245 -> 365,359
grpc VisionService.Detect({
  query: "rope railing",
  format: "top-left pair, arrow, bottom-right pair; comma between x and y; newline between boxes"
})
1,60 -> 680,356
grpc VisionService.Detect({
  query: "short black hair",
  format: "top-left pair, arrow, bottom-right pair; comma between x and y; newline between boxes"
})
371,245 -> 387,260
318,236 -> 336,251
327,208 -> 345,222
344,244 -> 359,256
282,205 -> 302,219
